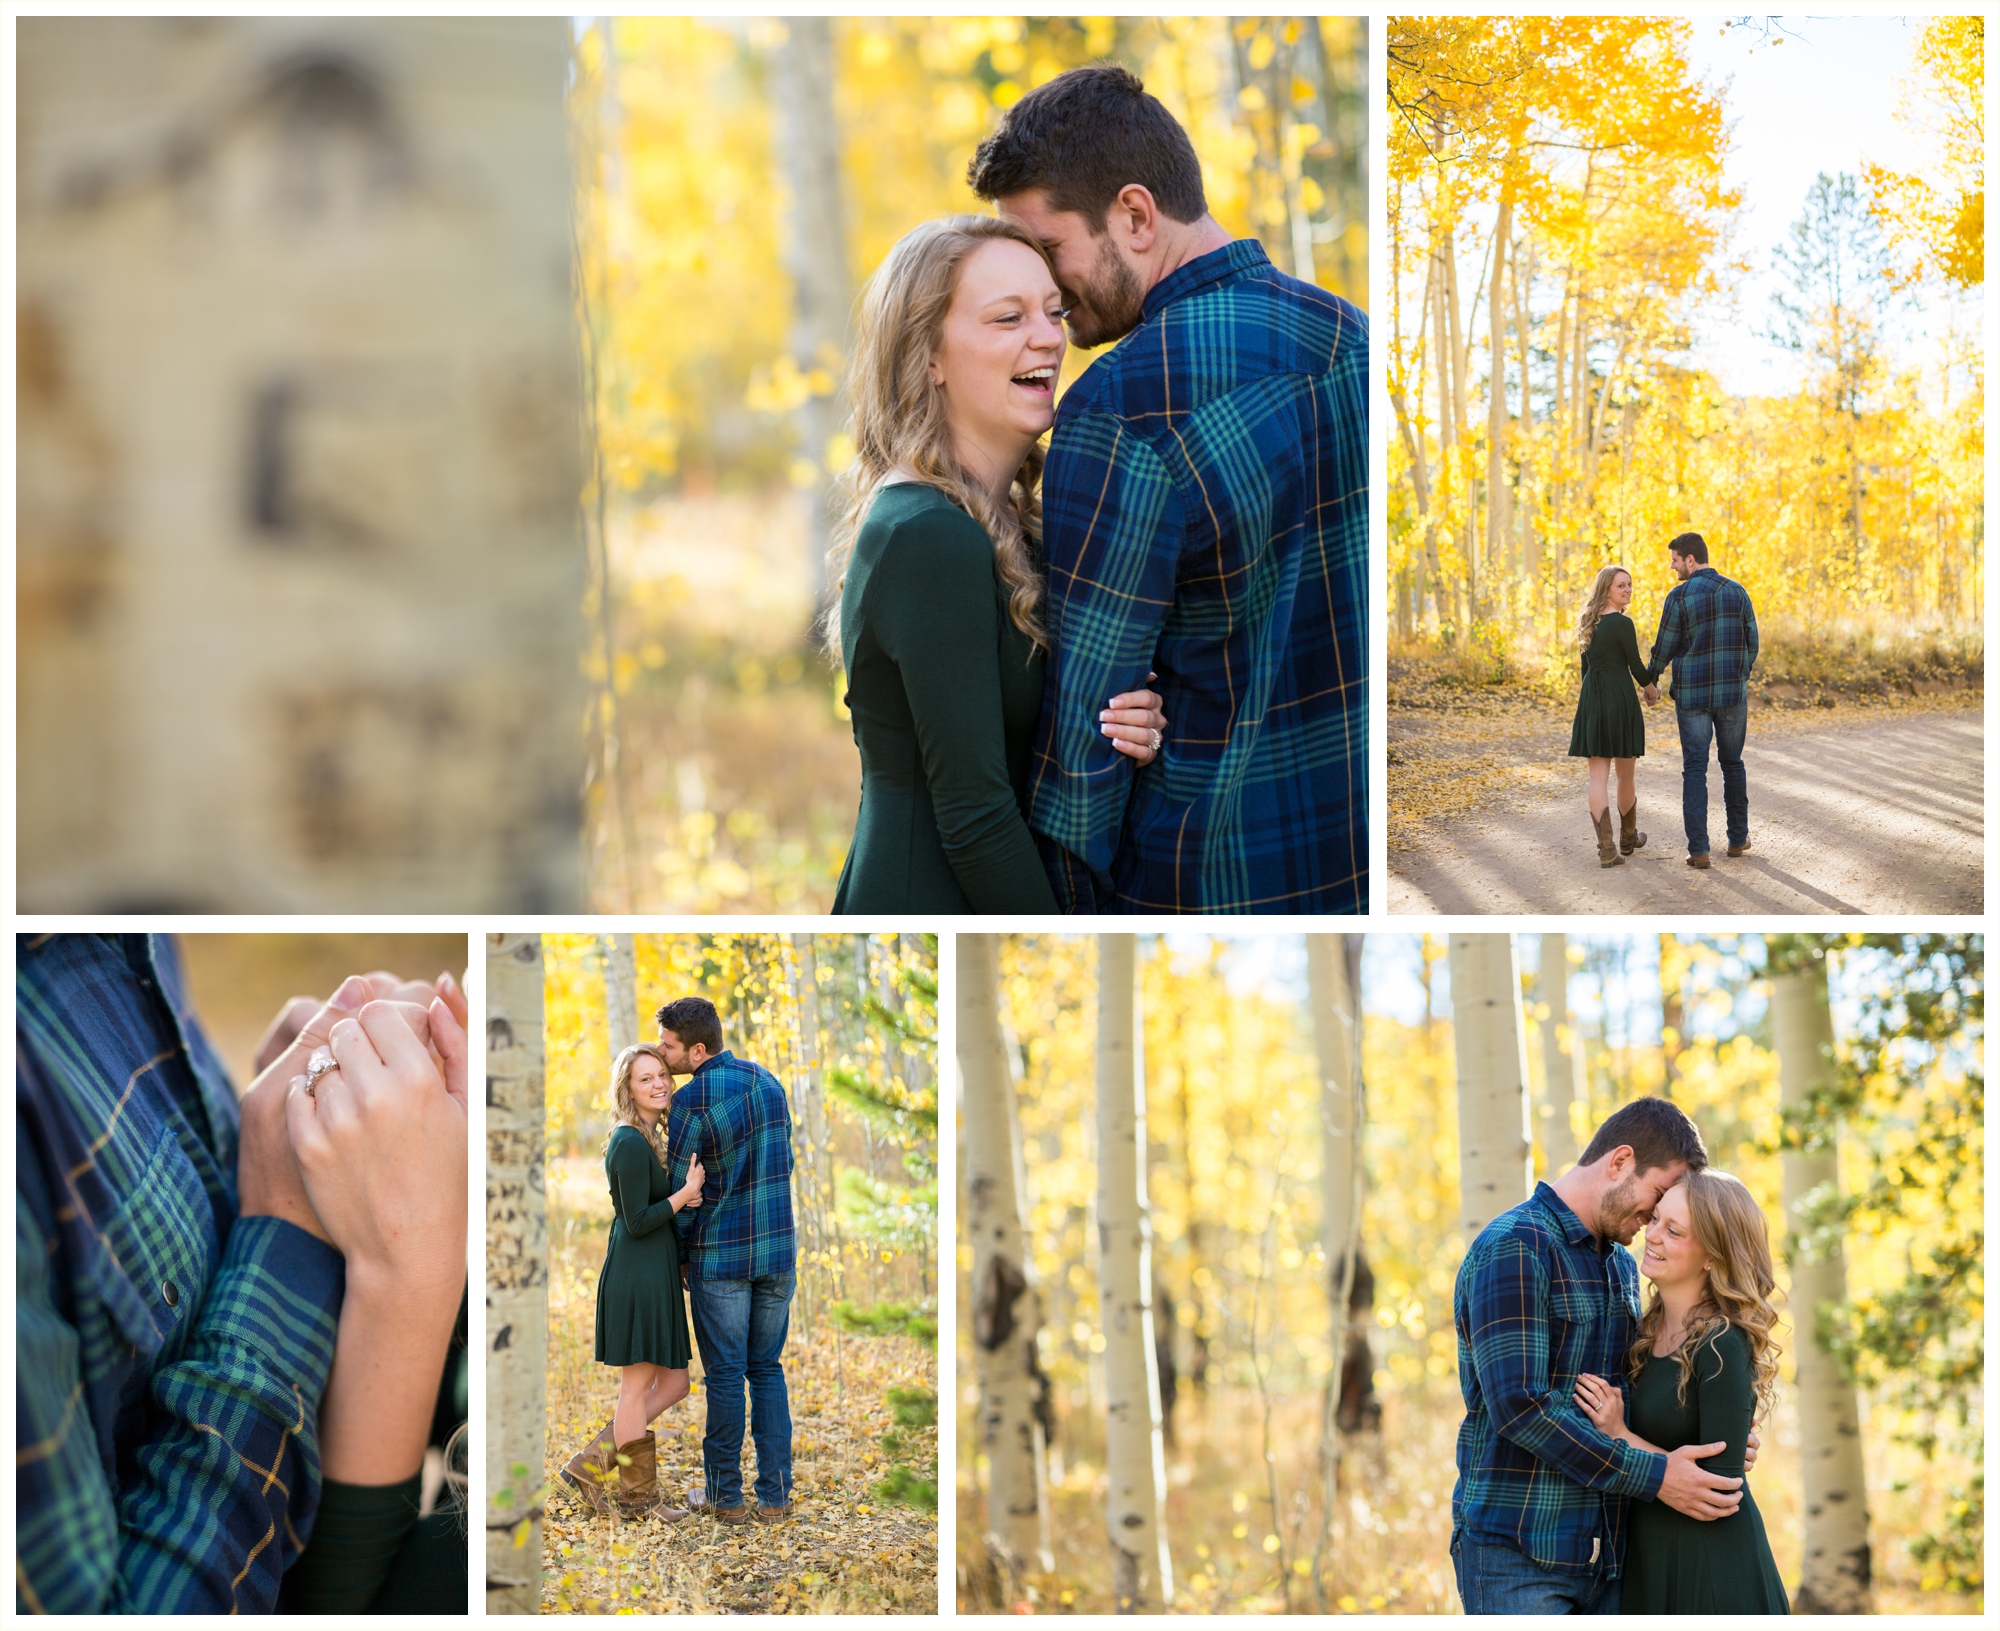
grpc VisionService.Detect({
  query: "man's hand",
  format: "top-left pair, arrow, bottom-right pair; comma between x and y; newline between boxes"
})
1642,684 -> 1661,706
1656,1441 -> 1743,1521
1744,1425 -> 1760,1472
252,972 -> 441,1075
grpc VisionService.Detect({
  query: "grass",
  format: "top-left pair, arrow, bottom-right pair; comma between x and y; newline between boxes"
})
539,1170 -> 938,1614
956,1375 -> 1982,1614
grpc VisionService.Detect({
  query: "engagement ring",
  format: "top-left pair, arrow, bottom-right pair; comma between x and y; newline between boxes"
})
303,1053 -> 340,1099
1149,728 -> 1162,752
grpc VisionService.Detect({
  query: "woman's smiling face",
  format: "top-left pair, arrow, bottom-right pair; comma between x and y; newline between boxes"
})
629,1052 -> 671,1115
1639,1180 -> 1705,1289
1609,570 -> 1633,611
930,237 -> 1068,454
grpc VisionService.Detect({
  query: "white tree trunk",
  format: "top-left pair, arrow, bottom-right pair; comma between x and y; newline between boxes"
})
959,935 -> 1053,1583
1309,937 -> 1364,1393
773,16 -> 852,609
599,932 -> 636,1057
1450,935 -> 1534,1241
1773,963 -> 1874,1614
788,933 -> 833,1325
486,933 -> 548,1614
1095,936 -> 1172,1612
1537,933 -> 1586,1168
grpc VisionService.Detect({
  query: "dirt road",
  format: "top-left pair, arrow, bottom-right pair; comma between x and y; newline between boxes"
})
1389,706 -> 1983,915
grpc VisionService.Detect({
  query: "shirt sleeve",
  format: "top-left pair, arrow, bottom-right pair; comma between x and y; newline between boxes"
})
1742,588 -> 1759,675
1462,1235 -> 1667,1501
667,1096 -> 703,1246
1027,415 -> 1185,911
1694,1328 -> 1755,1479
17,1178 -> 345,1613
1646,589 -> 1686,686
609,1130 -> 679,1239
1615,616 -> 1650,687
871,509 -> 1060,912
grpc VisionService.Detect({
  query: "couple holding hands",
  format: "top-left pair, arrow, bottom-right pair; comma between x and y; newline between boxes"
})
18,937 -> 468,1614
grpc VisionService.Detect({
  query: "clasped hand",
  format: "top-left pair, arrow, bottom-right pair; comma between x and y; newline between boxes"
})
678,1152 -> 706,1210
237,971 -> 468,1294
1642,684 -> 1661,706
1575,1371 -> 1748,1522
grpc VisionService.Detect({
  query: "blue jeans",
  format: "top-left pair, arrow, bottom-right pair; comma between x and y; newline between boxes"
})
1452,1531 -> 1621,1614
688,1271 -> 795,1509
1675,701 -> 1749,855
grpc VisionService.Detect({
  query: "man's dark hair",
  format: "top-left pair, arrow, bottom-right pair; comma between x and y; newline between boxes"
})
1578,1096 -> 1709,1176
966,64 -> 1207,229
655,997 -> 723,1056
1668,531 -> 1709,564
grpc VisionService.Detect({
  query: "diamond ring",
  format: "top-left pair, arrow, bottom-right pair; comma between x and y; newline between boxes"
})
304,1052 -> 340,1099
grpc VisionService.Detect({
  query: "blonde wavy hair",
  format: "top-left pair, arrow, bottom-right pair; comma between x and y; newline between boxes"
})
601,1043 -> 673,1170
1576,564 -> 1634,653
1627,1170 -> 1783,1420
822,214 -> 1055,661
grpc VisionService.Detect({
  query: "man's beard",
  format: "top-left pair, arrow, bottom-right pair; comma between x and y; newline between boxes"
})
1597,1173 -> 1653,1245
1063,231 -> 1148,349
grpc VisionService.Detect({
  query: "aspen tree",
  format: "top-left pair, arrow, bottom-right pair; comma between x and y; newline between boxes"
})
599,932 -> 636,1056
1096,936 -> 1172,1612
1537,933 -> 1587,1167
1450,935 -> 1534,1240
960,935 -> 1053,1587
486,934 -> 548,1613
1772,954 -> 1874,1614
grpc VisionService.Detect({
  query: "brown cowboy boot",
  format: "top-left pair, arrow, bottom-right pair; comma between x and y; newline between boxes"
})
560,1418 -> 619,1516
1619,798 -> 1647,856
1592,809 -> 1623,867
614,1431 -> 689,1524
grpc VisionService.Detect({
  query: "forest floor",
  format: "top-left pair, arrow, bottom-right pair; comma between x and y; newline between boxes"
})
957,1374 -> 1982,1614
538,1161 -> 938,1614
1387,664 -> 1982,913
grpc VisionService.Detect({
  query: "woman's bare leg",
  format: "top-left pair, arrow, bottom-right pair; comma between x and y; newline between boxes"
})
643,1368 -> 691,1427
615,1362 -> 662,1444
1614,757 -> 1637,812
1587,758 -> 1612,821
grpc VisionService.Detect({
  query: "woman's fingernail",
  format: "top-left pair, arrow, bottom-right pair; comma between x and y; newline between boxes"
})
331,976 -> 370,1010
438,970 -> 458,998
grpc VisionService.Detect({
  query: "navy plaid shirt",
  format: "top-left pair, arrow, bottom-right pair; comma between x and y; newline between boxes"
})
16,935 -> 344,1613
1644,567 -> 1759,711
1453,1184 -> 1666,1575
666,1051 -> 797,1282
1027,238 -> 1368,914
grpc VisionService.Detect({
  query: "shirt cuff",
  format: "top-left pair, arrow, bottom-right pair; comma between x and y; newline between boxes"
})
1623,1443 -> 1669,1502
210,1214 -> 345,1381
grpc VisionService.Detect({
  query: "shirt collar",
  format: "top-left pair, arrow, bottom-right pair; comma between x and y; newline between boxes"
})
1142,237 -> 1271,323
691,1049 -> 736,1081
1533,1180 -> 1604,1252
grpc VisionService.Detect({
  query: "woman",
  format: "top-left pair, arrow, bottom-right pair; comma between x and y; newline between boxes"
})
1568,563 -> 1652,867
559,1044 -> 704,1522
1574,1172 -> 1790,1614
825,214 -> 1167,912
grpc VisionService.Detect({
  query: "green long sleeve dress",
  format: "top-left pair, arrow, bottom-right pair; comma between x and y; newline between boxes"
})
593,1125 -> 692,1369
1621,1324 -> 1790,1613
832,481 -> 1060,913
1567,610 -> 1651,759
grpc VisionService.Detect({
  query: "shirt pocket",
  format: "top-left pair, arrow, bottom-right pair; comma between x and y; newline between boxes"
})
88,1123 -> 218,1445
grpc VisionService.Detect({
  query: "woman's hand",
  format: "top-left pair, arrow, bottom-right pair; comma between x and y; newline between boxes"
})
676,1152 -> 705,1211
285,999 -> 468,1294
1102,671 -> 1168,764
1574,1372 -> 1627,1437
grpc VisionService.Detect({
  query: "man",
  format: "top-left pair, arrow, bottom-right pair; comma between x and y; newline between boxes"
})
1453,1098 -> 1754,1614
1641,532 -> 1759,869
659,997 -> 797,1525
15,936 -> 449,1613
968,65 -> 1368,914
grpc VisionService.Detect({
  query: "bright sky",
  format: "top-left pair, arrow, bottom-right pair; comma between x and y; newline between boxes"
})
1683,15 -> 1932,397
